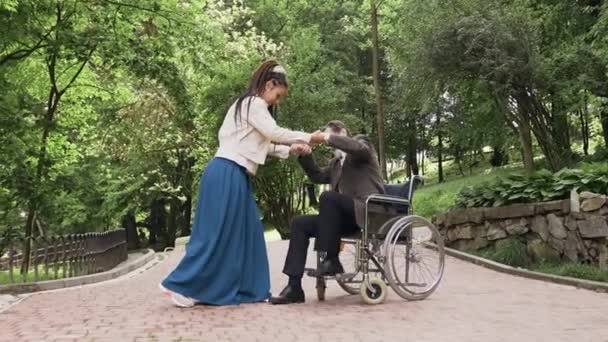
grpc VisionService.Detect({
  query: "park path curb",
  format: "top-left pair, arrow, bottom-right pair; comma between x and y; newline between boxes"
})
0,249 -> 157,295
444,246 -> 608,293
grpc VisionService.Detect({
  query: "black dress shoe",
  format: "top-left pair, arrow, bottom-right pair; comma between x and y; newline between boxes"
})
316,257 -> 345,276
269,285 -> 305,305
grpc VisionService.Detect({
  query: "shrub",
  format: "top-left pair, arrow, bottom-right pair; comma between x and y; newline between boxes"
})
454,163 -> 608,208
474,238 -> 530,268
492,238 -> 530,268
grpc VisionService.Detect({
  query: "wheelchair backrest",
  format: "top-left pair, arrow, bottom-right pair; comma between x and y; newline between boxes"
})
383,174 -> 423,202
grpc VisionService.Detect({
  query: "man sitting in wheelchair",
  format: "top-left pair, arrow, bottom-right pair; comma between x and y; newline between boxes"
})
270,120 -> 385,305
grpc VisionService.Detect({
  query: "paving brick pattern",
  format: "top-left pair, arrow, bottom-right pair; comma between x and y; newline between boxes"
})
1,241 -> 608,342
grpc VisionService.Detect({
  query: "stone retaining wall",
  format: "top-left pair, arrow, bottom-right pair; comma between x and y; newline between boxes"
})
433,191 -> 608,267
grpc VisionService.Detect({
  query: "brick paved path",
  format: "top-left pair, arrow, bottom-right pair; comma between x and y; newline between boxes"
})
1,241 -> 608,342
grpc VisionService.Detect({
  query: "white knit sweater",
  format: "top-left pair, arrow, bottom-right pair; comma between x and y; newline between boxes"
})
215,96 -> 311,175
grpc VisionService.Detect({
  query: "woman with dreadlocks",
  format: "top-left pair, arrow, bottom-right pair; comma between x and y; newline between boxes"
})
159,61 -> 325,307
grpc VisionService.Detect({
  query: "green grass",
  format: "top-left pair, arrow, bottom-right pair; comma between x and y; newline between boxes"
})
0,266 -> 66,285
472,238 -> 530,268
471,241 -> 608,283
530,263 -> 608,283
413,164 -> 523,219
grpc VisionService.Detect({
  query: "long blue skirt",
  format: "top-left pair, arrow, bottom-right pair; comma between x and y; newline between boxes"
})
161,157 -> 270,305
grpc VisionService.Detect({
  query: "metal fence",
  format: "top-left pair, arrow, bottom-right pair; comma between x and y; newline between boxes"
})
0,229 -> 127,284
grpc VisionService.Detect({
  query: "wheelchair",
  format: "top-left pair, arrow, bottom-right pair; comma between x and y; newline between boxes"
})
304,175 -> 445,304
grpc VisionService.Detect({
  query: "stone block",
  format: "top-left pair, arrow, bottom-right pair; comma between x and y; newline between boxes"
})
547,213 -> 568,239
580,191 -> 601,200
535,200 -> 565,214
598,244 -> 608,270
571,189 -> 580,213
484,203 -> 535,220
450,237 -> 490,252
564,215 -> 578,231
503,218 -> 529,236
564,232 -> 579,262
473,236 -> 490,250
570,212 -> 587,220
446,208 -> 485,226
561,199 -> 571,214
578,216 -> 608,238
473,224 -> 487,238
449,239 -> 471,251
530,215 -> 550,241
486,222 -> 507,241
589,247 -> 598,258
447,224 -> 475,241
581,196 -> 606,212
445,210 -> 466,226
548,236 -> 565,253
527,239 -> 561,264
433,213 -> 446,226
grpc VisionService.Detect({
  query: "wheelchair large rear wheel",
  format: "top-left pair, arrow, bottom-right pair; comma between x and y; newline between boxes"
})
383,215 -> 445,300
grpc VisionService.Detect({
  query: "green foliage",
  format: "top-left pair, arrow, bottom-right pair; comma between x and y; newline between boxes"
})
254,159 -> 307,239
455,163 -> 608,208
474,238 -> 530,268
0,266 -> 65,285
414,163 -> 521,218
3,0 -> 608,248
492,238 -> 530,268
474,244 -> 608,283
531,262 -> 608,283
0,1 -> 283,243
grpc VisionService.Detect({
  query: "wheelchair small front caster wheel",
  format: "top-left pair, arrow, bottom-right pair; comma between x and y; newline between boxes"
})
360,277 -> 387,305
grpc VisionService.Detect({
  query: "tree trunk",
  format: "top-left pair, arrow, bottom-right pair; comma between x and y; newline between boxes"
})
421,150 -> 425,175
436,110 -> 444,183
578,104 -> 590,156
518,119 -> 535,174
515,91 -> 569,171
420,124 -> 426,175
490,146 -> 508,166
148,198 -> 166,249
551,96 -> 572,154
406,119 -> 419,176
22,4 -> 94,272
122,211 -> 139,250
22,59 -> 61,275
167,199 -> 179,248
454,148 -> 465,176
370,0 -> 387,180
180,195 -> 192,237
599,103 -> 608,150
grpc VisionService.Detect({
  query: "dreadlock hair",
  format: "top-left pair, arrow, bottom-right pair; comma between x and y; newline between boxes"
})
234,60 -> 288,125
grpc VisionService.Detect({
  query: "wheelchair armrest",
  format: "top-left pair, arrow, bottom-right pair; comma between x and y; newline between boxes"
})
365,194 -> 411,206
365,194 -> 411,215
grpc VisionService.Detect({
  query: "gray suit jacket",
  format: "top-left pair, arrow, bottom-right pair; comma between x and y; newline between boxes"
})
299,134 -> 385,227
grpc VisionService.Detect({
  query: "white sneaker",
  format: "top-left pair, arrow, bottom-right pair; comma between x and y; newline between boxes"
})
159,283 -> 196,308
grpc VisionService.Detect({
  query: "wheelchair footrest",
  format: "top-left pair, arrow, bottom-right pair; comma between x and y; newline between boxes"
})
305,268 -> 351,280
305,268 -> 331,279
335,273 -> 357,282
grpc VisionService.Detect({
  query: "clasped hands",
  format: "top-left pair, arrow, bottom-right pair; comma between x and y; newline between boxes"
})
289,130 -> 327,156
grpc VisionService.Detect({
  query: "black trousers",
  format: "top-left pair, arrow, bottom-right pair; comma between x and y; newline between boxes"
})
283,191 -> 359,278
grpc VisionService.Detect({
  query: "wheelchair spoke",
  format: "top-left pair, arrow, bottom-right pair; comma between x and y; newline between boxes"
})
384,216 -> 445,300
